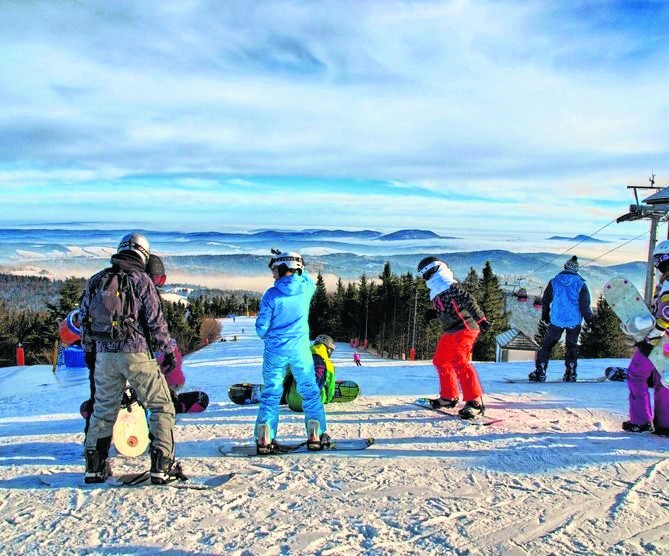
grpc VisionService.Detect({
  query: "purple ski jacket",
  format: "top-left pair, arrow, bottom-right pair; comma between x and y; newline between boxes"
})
80,252 -> 173,355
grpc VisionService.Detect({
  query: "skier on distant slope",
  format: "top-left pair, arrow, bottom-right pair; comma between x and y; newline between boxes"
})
417,256 -> 492,419
254,251 -> 328,453
530,256 -> 593,383
619,241 -> 669,435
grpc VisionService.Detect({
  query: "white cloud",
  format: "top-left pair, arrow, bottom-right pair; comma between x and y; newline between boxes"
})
1,1 -> 668,237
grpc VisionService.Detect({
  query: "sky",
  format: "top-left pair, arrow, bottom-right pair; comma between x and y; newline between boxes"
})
0,0 -> 668,246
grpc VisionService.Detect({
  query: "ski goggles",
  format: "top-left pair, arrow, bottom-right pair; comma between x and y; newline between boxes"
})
418,261 -> 440,280
653,253 -> 669,267
152,274 -> 167,287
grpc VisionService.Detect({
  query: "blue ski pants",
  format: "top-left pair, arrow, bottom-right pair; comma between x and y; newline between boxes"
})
255,339 -> 326,440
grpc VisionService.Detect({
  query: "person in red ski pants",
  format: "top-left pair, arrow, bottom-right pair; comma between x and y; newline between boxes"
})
418,256 -> 492,419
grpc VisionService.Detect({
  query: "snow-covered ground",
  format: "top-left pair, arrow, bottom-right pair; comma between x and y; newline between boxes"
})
0,316 -> 667,555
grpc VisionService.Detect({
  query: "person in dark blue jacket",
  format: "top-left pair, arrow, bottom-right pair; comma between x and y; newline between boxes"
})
530,256 -> 593,382
254,251 -> 327,454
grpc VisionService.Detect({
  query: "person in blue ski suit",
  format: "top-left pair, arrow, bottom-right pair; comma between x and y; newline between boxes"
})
254,251 -> 327,453
530,256 -> 593,382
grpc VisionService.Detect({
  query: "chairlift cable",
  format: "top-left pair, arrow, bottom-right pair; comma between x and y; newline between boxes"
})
581,231 -> 649,267
529,219 -> 618,275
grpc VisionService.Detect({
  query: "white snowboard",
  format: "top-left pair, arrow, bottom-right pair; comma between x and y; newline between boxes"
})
603,277 -> 669,379
112,400 -> 149,457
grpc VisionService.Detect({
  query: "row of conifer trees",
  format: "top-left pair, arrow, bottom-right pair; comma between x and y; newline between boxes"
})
308,261 -> 632,362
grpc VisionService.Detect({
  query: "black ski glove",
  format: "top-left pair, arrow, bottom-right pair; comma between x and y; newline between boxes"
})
84,351 -> 96,372
423,309 -> 438,321
636,341 -> 653,358
162,351 -> 177,374
479,319 -> 493,334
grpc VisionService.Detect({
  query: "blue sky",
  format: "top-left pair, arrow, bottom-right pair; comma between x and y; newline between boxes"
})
0,0 -> 667,244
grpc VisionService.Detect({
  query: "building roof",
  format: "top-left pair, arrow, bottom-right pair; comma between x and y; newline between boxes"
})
643,187 -> 669,206
495,328 -> 540,351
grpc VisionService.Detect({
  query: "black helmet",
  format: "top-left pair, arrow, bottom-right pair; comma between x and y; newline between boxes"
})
146,254 -> 166,287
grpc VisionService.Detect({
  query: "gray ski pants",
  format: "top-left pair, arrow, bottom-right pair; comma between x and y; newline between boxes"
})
85,352 -> 175,458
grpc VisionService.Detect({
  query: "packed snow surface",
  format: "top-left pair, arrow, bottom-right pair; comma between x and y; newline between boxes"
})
0,317 -> 667,555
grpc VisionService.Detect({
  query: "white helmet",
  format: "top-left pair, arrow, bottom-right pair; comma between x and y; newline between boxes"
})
268,251 -> 304,272
653,240 -> 669,269
118,233 -> 150,264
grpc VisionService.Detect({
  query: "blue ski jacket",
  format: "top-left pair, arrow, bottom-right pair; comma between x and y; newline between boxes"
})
255,271 -> 316,351
542,270 -> 593,328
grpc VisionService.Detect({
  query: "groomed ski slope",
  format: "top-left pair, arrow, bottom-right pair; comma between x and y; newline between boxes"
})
0,316 -> 667,555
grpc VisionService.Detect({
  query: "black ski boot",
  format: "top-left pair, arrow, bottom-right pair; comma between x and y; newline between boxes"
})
429,397 -> 459,409
306,419 -> 331,451
458,400 -> 485,420
622,421 -> 654,433
563,362 -> 577,382
84,436 -> 111,484
256,423 -> 279,455
150,449 -> 187,484
528,363 -> 547,382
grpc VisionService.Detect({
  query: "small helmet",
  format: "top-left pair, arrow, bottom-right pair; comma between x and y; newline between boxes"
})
146,254 -> 166,287
417,256 -> 442,280
314,334 -> 335,351
118,233 -> 150,264
268,251 -> 304,272
653,240 -> 669,270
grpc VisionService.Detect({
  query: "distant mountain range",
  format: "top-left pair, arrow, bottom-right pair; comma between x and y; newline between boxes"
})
547,234 -> 607,243
0,227 -> 646,297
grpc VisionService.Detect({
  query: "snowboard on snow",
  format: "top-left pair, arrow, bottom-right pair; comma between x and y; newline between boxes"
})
604,366 -> 628,382
412,398 -> 502,426
218,437 -> 374,457
172,391 -> 209,414
227,380 -> 360,406
603,277 -> 669,380
503,377 -> 606,384
38,470 -> 235,490
80,390 -> 210,420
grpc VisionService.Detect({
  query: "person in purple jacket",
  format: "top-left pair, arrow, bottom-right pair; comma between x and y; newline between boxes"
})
80,233 -> 181,484
621,240 -> 669,435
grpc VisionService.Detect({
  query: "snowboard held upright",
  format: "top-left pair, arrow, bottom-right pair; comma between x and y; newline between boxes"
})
603,277 -> 669,378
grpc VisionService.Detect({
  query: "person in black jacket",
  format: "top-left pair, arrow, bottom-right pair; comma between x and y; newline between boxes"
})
418,256 -> 492,419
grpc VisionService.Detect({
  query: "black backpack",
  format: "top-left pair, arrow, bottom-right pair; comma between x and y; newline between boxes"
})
84,270 -> 141,341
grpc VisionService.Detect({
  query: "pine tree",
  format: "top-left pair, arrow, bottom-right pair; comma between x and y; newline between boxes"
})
579,295 -> 630,358
461,267 -> 480,300
472,261 -> 510,361
309,272 -> 330,338
328,277 -> 346,339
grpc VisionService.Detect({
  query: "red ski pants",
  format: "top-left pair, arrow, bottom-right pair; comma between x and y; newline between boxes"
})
432,329 -> 483,402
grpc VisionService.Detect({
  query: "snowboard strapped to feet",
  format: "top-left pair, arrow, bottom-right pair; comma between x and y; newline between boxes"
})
412,398 -> 502,426
504,377 -> 606,384
218,437 -> 374,457
227,380 -> 360,406
38,471 -> 235,490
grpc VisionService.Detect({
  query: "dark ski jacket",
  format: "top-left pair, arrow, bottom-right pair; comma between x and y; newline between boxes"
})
80,252 -> 173,355
542,270 -> 593,328
431,283 -> 487,334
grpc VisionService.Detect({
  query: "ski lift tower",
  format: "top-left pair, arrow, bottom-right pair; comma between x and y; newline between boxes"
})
616,174 -> 669,303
